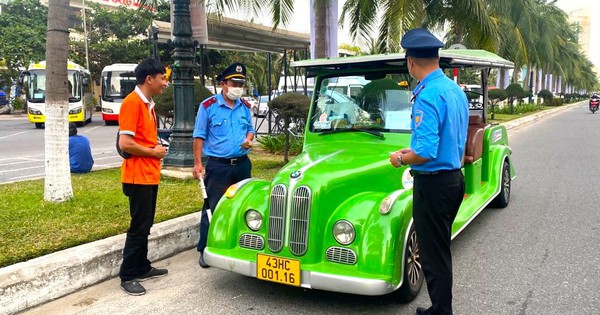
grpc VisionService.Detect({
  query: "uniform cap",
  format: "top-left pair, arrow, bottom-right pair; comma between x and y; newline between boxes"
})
217,62 -> 246,83
401,28 -> 445,58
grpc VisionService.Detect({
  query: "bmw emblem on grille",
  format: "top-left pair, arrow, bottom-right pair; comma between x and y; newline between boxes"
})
290,170 -> 302,179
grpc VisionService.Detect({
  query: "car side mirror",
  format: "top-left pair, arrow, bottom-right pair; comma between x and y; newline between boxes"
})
18,71 -> 30,86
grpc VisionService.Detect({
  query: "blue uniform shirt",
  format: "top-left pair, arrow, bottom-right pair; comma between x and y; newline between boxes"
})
193,93 -> 255,158
69,135 -> 94,173
409,69 -> 468,172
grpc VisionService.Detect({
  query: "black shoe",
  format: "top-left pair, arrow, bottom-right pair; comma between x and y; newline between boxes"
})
136,267 -> 168,282
199,252 -> 210,268
416,307 -> 430,315
120,280 -> 146,296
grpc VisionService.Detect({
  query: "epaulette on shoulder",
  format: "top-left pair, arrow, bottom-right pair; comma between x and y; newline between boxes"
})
240,98 -> 252,108
202,96 -> 217,108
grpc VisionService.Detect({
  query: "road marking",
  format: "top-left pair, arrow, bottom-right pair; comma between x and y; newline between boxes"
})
9,173 -> 45,181
84,125 -> 103,133
0,159 -> 44,167
3,165 -> 45,172
0,130 -> 36,140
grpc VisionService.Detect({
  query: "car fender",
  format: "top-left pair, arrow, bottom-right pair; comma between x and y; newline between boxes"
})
324,189 -> 413,283
208,178 -> 270,249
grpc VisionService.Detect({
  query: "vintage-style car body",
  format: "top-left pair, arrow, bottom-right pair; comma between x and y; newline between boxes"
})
204,50 -> 515,301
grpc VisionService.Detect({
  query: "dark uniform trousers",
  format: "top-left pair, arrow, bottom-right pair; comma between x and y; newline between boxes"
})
119,183 -> 158,281
412,170 -> 465,315
197,156 -> 252,253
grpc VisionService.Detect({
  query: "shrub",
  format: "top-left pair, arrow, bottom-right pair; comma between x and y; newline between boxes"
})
12,97 -> 25,111
154,80 -> 214,120
537,89 -> 553,104
488,89 -> 507,120
256,134 -> 303,155
268,92 -> 310,162
505,83 -> 526,114
550,97 -> 563,106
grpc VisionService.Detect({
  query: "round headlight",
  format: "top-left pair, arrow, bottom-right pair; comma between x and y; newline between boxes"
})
245,210 -> 262,231
333,220 -> 355,245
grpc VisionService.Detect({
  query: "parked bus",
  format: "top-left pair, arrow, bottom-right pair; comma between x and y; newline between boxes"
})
100,63 -> 137,125
21,61 -> 93,129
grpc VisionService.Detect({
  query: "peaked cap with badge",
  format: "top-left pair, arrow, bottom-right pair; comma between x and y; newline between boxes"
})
217,62 -> 246,83
401,28 -> 445,58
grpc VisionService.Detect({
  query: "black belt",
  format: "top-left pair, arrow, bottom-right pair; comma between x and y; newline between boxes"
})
410,169 -> 460,176
208,155 -> 248,165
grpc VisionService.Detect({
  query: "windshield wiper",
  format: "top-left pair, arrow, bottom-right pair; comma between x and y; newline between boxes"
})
319,127 -> 385,139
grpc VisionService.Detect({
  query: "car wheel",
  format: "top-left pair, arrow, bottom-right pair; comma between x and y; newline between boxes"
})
490,160 -> 511,208
35,123 -> 44,129
76,122 -> 84,127
395,224 -> 423,302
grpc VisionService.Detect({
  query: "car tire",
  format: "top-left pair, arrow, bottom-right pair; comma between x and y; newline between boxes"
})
490,160 -> 511,208
35,123 -> 44,129
395,224 -> 423,302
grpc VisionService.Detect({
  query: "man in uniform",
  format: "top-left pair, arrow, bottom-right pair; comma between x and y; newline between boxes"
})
193,62 -> 255,268
389,28 -> 468,315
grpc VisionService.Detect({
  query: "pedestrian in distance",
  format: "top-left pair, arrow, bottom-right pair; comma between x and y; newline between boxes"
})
192,62 -> 255,268
117,58 -> 169,296
68,122 -> 94,173
389,28 -> 469,315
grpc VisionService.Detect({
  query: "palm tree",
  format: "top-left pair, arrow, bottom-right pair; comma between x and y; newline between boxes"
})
44,0 -> 73,202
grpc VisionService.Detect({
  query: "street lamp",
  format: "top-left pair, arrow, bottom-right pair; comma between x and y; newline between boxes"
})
163,0 -> 197,167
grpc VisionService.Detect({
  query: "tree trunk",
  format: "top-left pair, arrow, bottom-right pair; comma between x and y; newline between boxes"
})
312,0 -> 328,59
44,0 -> 73,202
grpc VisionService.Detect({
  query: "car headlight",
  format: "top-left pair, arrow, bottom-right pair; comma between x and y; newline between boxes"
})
69,106 -> 82,114
333,220 -> 355,245
245,210 -> 262,231
28,107 -> 42,115
102,107 -> 113,113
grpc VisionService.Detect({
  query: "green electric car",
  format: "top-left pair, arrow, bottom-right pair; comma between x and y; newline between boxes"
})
204,49 -> 515,301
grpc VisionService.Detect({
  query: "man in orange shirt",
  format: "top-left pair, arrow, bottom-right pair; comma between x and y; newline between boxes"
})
117,58 -> 168,296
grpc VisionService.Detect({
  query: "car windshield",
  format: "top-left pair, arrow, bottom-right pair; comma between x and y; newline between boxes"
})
310,74 -> 413,133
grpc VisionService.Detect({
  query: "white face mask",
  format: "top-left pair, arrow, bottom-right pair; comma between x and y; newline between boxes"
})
226,87 -> 244,100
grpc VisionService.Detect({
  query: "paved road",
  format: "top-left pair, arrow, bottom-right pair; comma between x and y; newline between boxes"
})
0,112 -> 280,184
20,102 -> 600,315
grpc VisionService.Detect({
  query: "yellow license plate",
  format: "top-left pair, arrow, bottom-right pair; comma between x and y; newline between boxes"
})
256,254 -> 300,286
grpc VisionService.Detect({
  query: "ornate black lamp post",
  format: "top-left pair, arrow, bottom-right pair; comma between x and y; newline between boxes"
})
163,0 -> 196,167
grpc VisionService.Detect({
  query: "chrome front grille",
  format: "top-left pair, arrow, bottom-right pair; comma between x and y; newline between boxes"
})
268,184 -> 287,252
289,186 -> 311,255
326,247 -> 357,265
239,234 -> 264,250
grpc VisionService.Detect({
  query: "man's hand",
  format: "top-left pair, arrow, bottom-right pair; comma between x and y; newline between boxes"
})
193,164 -> 205,180
241,138 -> 253,150
389,148 -> 411,168
153,145 -> 167,159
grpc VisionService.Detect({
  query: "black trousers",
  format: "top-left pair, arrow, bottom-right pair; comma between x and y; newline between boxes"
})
197,157 -> 252,253
413,170 -> 464,315
119,183 -> 158,282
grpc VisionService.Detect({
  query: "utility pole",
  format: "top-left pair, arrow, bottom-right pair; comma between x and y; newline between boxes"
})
82,0 -> 89,70
163,0 -> 196,167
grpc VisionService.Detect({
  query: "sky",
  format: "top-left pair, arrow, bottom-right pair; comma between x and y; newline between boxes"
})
233,0 -> 599,67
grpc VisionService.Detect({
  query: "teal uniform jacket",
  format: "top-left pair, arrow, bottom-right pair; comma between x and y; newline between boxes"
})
410,69 -> 468,172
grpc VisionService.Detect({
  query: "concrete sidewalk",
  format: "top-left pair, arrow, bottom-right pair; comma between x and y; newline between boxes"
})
0,102 -> 584,315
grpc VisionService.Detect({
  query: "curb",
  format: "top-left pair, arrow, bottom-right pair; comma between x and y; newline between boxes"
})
500,102 -> 581,130
0,213 -> 200,315
0,102 -> 583,315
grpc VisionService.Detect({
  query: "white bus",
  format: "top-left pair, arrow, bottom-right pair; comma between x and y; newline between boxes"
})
22,61 -> 93,129
100,63 -> 137,125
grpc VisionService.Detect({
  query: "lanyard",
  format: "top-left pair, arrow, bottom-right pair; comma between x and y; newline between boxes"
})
411,84 -> 425,102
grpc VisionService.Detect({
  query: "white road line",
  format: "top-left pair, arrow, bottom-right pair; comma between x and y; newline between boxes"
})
9,173 -> 45,180
83,125 -> 103,133
0,160 -> 44,167
2,165 -> 45,172
0,130 -> 36,140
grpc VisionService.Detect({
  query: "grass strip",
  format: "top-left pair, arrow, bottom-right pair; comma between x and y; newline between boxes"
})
0,150 -> 285,267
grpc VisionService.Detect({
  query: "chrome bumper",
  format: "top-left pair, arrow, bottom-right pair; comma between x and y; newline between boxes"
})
203,249 -> 396,296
